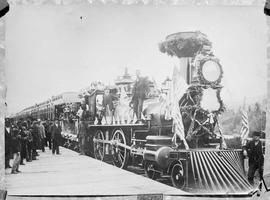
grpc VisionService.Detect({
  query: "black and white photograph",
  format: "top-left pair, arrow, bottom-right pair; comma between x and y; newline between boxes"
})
2,0 -> 270,199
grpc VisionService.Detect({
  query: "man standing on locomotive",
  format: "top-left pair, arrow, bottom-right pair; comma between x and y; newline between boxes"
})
243,131 -> 264,186
103,87 -> 119,124
130,70 -> 150,124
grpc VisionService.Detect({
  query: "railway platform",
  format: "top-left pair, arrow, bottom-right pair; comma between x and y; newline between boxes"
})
4,147 -> 183,199
4,147 -> 263,200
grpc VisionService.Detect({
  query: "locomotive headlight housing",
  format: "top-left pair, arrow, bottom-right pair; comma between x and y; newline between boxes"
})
198,58 -> 223,85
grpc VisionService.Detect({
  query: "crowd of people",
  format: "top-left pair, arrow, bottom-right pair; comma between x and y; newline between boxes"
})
5,118 -> 62,174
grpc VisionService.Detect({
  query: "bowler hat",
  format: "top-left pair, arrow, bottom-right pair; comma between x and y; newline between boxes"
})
253,131 -> 261,137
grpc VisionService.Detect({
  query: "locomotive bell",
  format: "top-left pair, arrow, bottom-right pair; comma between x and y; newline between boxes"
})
155,146 -> 173,169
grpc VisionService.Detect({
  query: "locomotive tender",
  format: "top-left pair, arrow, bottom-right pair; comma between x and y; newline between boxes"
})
13,32 -> 252,194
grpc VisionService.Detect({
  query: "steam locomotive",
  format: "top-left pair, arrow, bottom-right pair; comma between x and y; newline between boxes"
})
76,32 -> 251,194
12,32 -> 252,194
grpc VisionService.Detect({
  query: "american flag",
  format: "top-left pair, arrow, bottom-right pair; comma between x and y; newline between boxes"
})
240,105 -> 249,145
170,65 -> 189,149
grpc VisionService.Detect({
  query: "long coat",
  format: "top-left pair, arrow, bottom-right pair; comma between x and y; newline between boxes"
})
38,124 -> 46,139
10,128 -> 21,153
131,77 -> 150,101
32,124 -> 40,149
51,124 -> 62,142
78,121 -> 87,138
5,127 -> 12,153
246,140 -> 264,166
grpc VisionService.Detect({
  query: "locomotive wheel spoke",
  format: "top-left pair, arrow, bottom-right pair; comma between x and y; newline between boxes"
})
119,148 -> 125,153
118,153 -> 123,163
120,152 -> 125,159
111,129 -> 129,169
93,130 -> 105,161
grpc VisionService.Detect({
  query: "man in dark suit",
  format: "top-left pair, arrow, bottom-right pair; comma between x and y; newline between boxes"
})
103,87 -> 119,124
244,131 -> 264,186
5,120 -> 12,169
19,126 -> 28,165
78,105 -> 88,155
44,121 -> 52,150
31,121 -> 40,159
10,126 -> 21,174
26,127 -> 33,162
130,70 -> 150,123
51,120 -> 62,155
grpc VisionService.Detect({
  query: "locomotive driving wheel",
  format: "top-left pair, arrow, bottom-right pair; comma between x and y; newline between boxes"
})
171,162 -> 185,189
111,129 -> 129,169
144,162 -> 160,180
93,130 -> 105,161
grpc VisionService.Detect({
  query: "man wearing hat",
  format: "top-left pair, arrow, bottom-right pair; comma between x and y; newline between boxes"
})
103,87 -> 118,124
51,119 -> 62,155
78,104 -> 88,155
38,120 -> 46,152
10,126 -> 21,174
130,70 -> 150,124
32,121 -> 40,158
244,131 -> 264,186
5,119 -> 12,169
19,126 -> 28,165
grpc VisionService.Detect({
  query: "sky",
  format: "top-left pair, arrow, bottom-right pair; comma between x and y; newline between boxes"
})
5,5 -> 267,114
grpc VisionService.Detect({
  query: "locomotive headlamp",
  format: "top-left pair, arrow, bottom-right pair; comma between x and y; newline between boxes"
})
198,58 -> 223,85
